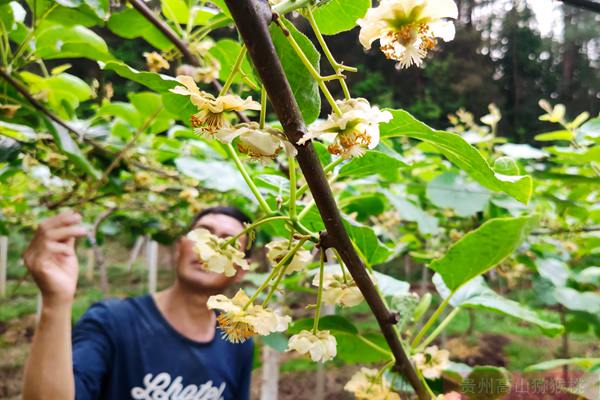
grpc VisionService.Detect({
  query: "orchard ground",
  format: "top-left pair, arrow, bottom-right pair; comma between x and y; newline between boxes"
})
1,236 -> 598,400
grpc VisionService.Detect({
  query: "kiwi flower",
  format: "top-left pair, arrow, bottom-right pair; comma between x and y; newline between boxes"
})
216,123 -> 297,162
412,345 -> 450,379
344,367 -> 400,400
170,75 -> 260,133
208,289 -> 291,343
266,239 -> 312,274
298,98 -> 392,158
143,51 -> 170,72
313,272 -> 364,308
187,228 -> 248,277
358,0 -> 458,69
287,330 -> 337,362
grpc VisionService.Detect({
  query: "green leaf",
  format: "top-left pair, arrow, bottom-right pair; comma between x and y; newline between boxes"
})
426,172 -> 490,217
101,61 -> 178,92
36,24 -> 112,61
312,0 -> 370,35
433,274 -> 564,336
578,117 -> 600,139
461,366 -> 511,400
536,258 -> 570,287
525,358 -> 600,372
381,110 -> 533,204
208,39 -> 258,86
289,315 -> 358,335
161,0 -> 189,23
270,19 -> 320,124
385,190 -> 439,235
107,8 -> 172,49
553,287 -> 600,315
44,120 -> 101,179
0,121 -> 38,142
338,150 -> 406,178
343,217 -> 393,265
262,332 -> 288,352
373,271 -> 410,297
429,215 -> 538,291
174,157 -> 253,200
534,130 -> 574,141
0,136 -> 20,162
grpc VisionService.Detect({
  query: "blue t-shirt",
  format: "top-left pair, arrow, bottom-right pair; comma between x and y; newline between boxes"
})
72,295 -> 253,400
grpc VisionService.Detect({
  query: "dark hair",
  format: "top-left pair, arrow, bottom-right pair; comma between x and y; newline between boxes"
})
188,206 -> 254,256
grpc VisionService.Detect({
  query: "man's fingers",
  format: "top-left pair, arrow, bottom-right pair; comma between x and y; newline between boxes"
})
46,241 -> 75,257
39,211 -> 82,231
45,225 -> 88,241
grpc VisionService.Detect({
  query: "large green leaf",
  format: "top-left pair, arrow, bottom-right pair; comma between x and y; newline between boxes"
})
174,157 -> 253,199
525,358 -> 600,372
107,8 -> 172,49
311,0 -> 370,35
553,287 -> 600,315
343,217 -> 393,265
208,39 -> 258,86
270,19 -> 320,124
426,172 -> 490,216
289,315 -> 358,335
44,120 -> 101,179
428,215 -> 538,291
338,150 -> 405,178
381,110 -> 533,204
433,274 -> 563,336
385,190 -> 439,235
35,24 -> 112,61
101,61 -> 178,92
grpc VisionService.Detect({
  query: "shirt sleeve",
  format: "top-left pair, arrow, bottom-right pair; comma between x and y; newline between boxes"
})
72,301 -> 116,400
236,340 -> 254,400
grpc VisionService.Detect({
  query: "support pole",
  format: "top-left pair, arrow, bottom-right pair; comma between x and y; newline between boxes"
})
146,239 -> 158,294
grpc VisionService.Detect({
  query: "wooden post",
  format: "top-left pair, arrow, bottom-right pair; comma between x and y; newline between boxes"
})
146,239 -> 158,294
0,236 -> 7,297
260,343 -> 280,400
126,236 -> 145,272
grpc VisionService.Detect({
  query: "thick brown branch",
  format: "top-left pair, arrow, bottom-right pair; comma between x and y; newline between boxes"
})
223,1 -> 429,398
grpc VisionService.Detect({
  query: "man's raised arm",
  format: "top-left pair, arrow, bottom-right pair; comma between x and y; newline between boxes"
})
21,211 -> 87,400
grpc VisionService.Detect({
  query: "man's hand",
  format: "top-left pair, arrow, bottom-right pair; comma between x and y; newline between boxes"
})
23,211 -> 88,304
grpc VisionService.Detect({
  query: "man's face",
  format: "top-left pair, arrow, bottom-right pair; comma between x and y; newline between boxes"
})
176,213 -> 247,293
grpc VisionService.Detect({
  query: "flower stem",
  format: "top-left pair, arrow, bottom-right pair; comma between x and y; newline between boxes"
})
288,156 -> 297,219
415,307 -> 460,353
219,46 -> 247,96
262,238 -> 308,306
305,7 -> 352,100
357,335 -> 393,357
224,143 -> 273,214
259,85 -> 267,129
272,0 -> 313,15
275,17 -> 342,116
410,294 -> 453,349
312,250 -> 325,334
222,215 -> 290,247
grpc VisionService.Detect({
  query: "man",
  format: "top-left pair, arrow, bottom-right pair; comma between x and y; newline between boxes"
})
21,206 -> 254,400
